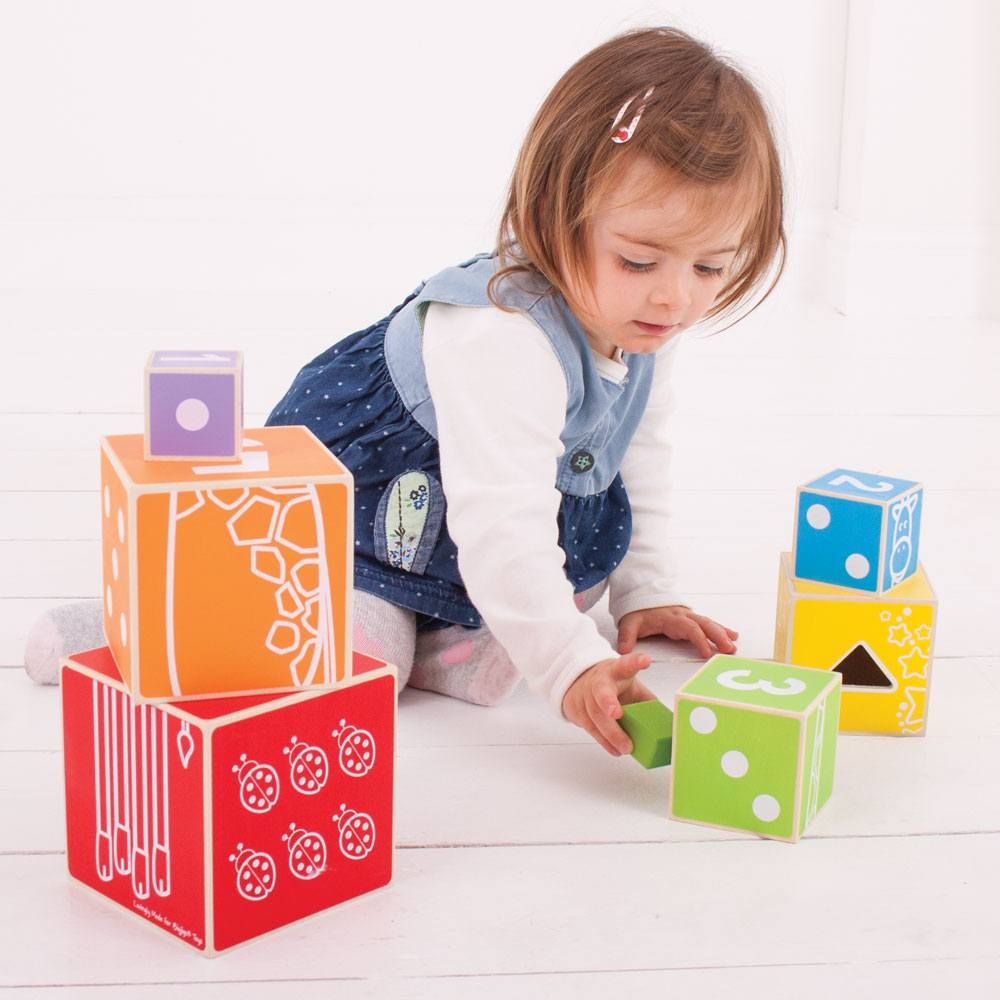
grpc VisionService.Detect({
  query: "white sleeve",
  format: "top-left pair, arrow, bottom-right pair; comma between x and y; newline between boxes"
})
608,338 -> 688,622
422,301 -> 618,717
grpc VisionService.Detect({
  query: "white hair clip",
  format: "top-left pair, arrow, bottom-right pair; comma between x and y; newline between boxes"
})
610,86 -> 655,144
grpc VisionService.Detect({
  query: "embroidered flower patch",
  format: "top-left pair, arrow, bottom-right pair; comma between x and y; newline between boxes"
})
374,470 -> 444,575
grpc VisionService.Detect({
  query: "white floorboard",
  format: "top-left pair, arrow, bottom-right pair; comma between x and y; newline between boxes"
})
6,962 -> 1000,1000
2,296 -> 998,995
2,835 -> 998,986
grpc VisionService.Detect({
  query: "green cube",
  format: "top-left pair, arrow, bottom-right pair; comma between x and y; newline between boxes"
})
669,654 -> 842,843
619,700 -> 674,768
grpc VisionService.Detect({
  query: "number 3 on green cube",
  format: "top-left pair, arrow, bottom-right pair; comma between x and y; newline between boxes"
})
669,655 -> 842,843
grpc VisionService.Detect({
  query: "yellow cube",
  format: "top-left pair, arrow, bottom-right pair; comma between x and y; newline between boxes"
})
774,552 -> 937,736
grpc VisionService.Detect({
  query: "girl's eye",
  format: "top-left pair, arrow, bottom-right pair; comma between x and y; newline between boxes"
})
618,256 -> 654,273
618,256 -> 726,278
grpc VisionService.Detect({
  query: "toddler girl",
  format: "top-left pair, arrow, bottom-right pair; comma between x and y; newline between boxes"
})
265,26 -> 786,755
26,27 -> 785,760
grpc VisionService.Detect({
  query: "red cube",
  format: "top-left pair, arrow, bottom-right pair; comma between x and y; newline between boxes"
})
61,646 -> 395,955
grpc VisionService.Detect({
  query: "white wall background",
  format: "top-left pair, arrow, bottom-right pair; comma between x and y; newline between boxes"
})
0,0 -> 844,314
1,0 -> 994,343
3,0 -> 992,327
832,0 -> 1000,317
1,1 -> 994,371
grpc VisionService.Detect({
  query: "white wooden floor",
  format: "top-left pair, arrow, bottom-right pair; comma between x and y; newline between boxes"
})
2,286 -> 999,998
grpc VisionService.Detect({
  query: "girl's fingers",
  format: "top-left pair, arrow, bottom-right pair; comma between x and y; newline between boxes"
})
617,621 -> 638,654
682,620 -> 712,659
701,618 -> 737,653
691,613 -> 738,639
624,679 -> 657,704
585,681 -> 633,755
582,718 -> 623,756
609,652 -> 652,682
592,655 -> 653,754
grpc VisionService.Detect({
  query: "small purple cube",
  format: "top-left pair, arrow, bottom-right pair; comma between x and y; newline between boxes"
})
144,351 -> 243,461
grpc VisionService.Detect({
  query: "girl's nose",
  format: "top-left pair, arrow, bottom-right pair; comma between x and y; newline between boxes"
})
649,269 -> 692,313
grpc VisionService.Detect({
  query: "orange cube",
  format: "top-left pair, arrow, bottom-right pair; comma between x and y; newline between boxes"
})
100,426 -> 352,702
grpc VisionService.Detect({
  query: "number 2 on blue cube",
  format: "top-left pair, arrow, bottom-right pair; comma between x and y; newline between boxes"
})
793,468 -> 922,594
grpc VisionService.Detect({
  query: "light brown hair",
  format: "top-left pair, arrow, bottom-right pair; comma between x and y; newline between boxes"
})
488,26 -> 786,331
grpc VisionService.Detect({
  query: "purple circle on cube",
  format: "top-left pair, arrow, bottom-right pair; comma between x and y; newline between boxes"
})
149,372 -> 236,457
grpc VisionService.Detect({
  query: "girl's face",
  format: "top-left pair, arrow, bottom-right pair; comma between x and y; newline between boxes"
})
568,157 -> 744,359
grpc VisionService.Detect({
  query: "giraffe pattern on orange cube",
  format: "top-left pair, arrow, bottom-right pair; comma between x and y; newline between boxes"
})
101,426 -> 352,702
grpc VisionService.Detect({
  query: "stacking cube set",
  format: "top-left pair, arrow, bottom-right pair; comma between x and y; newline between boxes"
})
61,349 -> 937,938
774,468 -> 937,736
652,467 -> 935,843
61,352 -> 397,955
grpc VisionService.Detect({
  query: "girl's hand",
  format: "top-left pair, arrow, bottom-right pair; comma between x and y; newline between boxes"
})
561,652 -> 656,756
617,605 -> 739,660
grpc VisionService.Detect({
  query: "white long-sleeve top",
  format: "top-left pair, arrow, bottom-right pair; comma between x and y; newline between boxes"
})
422,301 -> 686,717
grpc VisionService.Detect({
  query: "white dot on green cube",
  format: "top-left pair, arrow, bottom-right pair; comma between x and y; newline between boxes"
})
806,504 -> 830,530
752,794 -> 781,822
721,750 -> 749,778
845,553 -> 869,578
690,706 -> 717,734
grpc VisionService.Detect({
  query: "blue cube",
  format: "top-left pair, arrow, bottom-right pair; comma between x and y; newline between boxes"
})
793,468 -> 923,594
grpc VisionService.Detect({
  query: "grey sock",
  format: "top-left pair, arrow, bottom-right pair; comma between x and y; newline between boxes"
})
352,589 -> 416,690
407,579 -> 610,707
24,599 -> 105,685
410,623 -> 522,707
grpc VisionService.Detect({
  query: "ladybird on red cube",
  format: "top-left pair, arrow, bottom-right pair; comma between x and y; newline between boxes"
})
233,754 -> 281,814
61,646 -> 396,956
281,823 -> 327,880
333,803 -> 377,860
333,718 -> 377,777
284,735 -> 330,794
230,843 -> 277,901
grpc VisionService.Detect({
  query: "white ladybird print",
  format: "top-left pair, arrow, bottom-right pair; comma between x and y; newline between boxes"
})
282,735 -> 329,795
281,822 -> 327,880
232,753 -> 280,814
333,803 -> 376,861
229,843 -> 276,901
332,718 -> 376,778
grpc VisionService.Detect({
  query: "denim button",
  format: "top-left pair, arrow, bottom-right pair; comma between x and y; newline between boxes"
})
570,449 -> 595,473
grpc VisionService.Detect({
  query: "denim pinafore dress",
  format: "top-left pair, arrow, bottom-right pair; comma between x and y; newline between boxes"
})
266,251 -> 656,631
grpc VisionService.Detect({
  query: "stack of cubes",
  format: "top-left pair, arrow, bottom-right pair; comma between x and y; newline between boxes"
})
774,468 -> 938,735
61,351 -> 397,955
